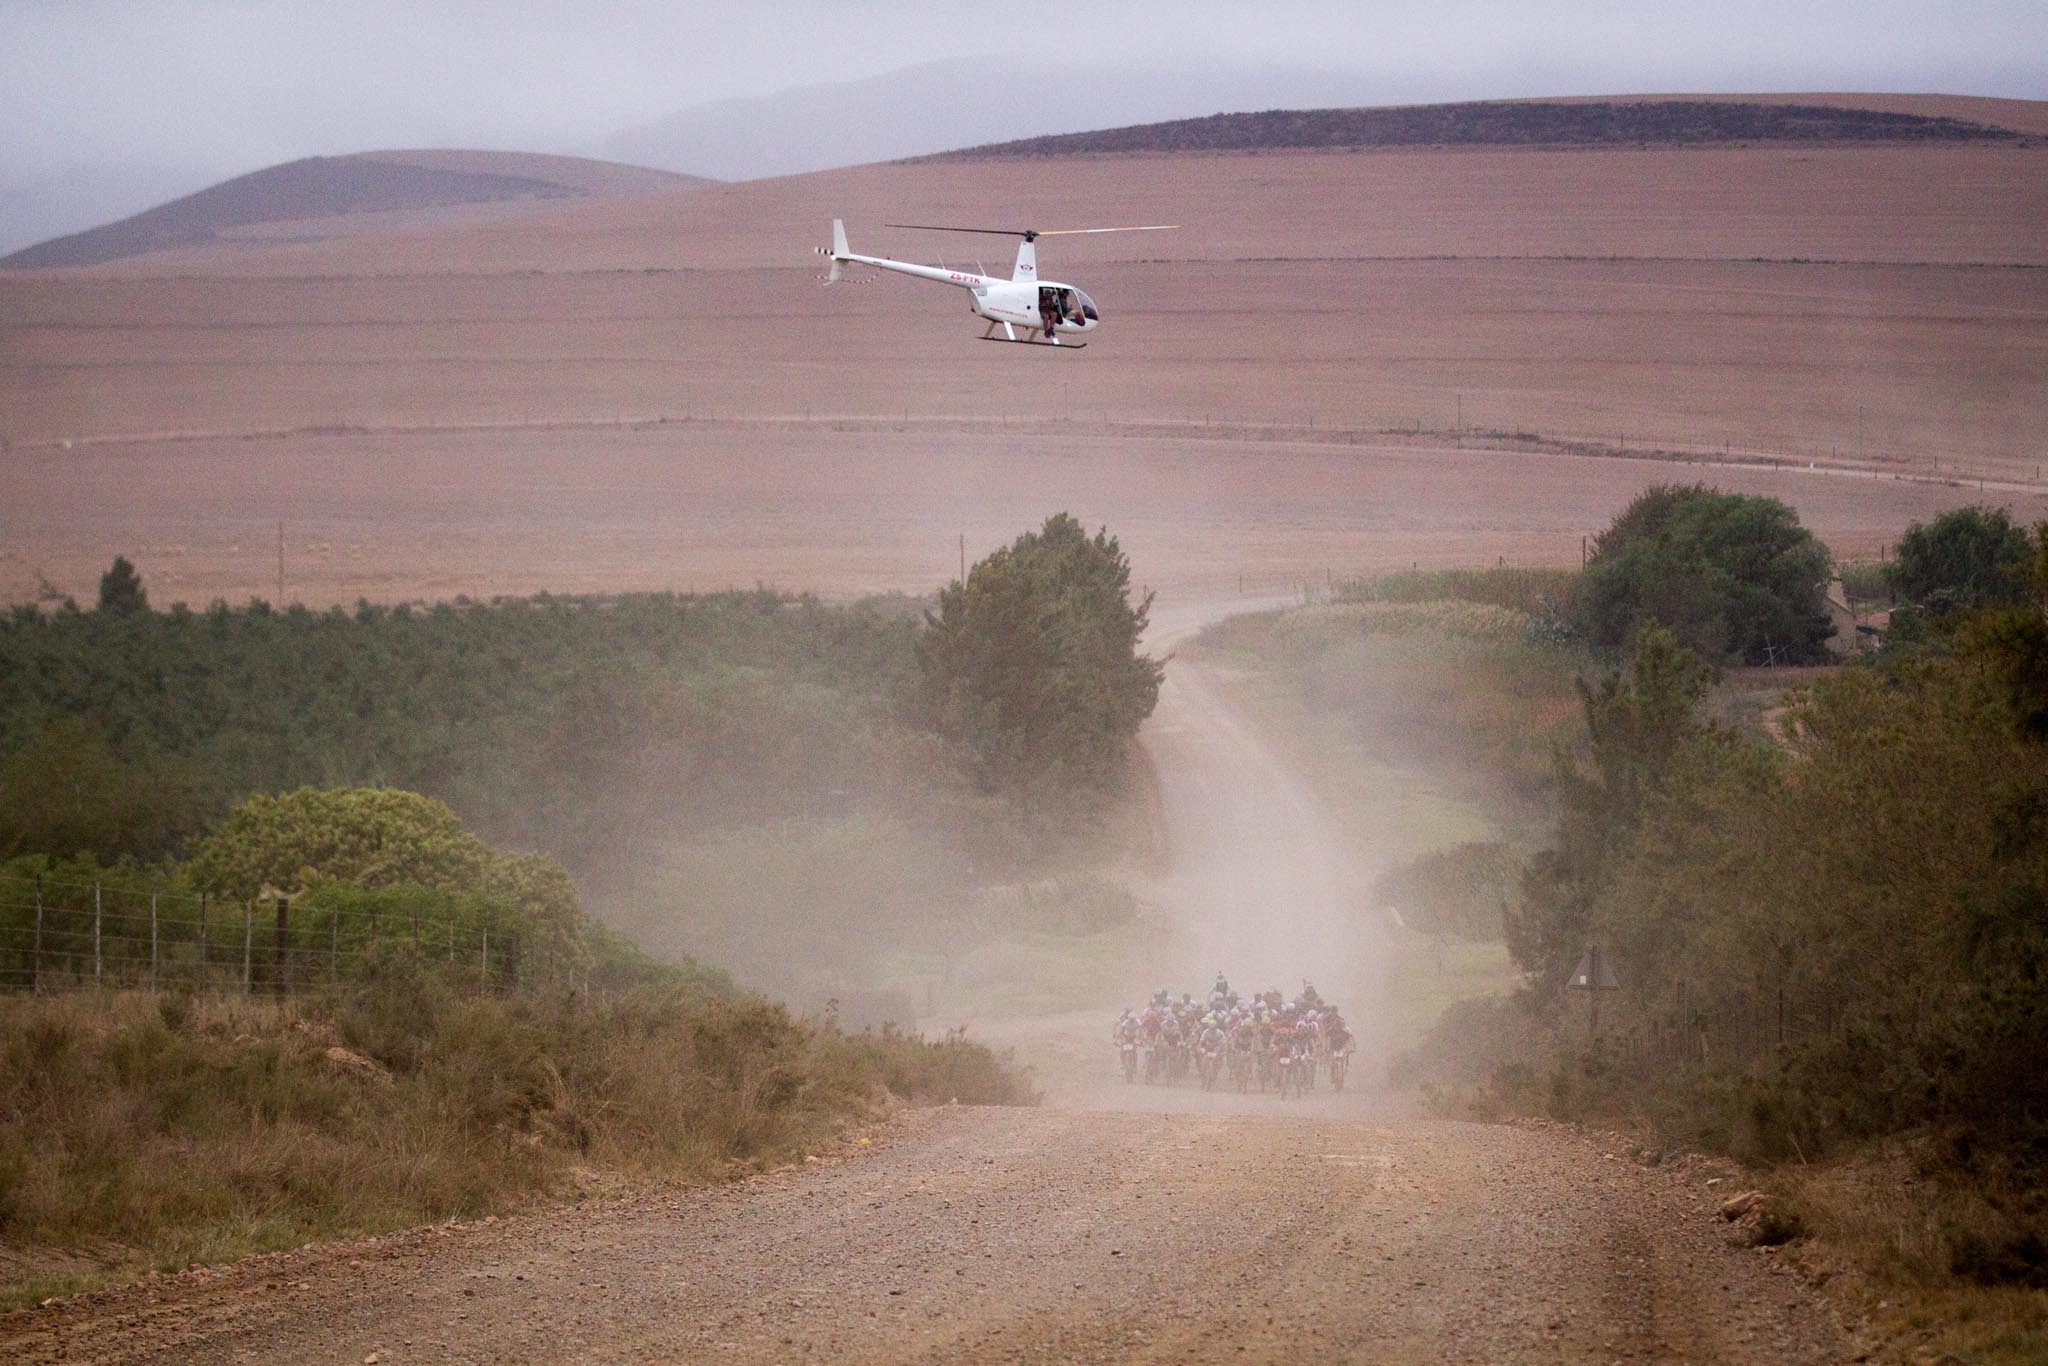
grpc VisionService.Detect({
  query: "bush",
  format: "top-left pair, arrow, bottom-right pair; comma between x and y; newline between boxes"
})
1836,560 -> 1891,609
1340,567 -> 1579,620
1576,484 -> 1833,664
0,973 -> 1028,1303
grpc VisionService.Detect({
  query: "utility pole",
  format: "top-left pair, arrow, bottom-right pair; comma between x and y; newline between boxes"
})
959,534 -> 966,584
276,519 -> 285,605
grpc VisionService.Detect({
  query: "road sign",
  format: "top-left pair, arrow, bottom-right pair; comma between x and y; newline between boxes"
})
1569,944 -> 1619,991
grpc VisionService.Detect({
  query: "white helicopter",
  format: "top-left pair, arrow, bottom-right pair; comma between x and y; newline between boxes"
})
818,218 -> 1175,348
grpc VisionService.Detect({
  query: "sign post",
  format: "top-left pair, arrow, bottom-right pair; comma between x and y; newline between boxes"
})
1568,943 -> 1621,1034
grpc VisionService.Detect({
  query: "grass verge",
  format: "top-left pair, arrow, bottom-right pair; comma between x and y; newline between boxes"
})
0,953 -> 1030,1307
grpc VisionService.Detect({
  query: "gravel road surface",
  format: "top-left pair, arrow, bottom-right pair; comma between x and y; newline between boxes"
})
1,1100 -> 1853,1364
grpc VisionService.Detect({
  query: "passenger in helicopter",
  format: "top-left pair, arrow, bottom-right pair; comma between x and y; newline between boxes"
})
1039,288 -> 1061,335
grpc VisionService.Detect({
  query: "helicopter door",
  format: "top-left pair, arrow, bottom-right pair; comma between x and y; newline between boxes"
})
1039,286 -> 1091,329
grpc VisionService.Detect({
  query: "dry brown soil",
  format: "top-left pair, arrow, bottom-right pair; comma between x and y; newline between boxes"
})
4,141 -> 2043,478
4,135 -> 2041,606
5,423 -> 2041,610
0,1103 -> 1856,1365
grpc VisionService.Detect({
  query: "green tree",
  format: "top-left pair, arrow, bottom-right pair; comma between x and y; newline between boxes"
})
1576,485 -> 1833,664
914,514 -> 1163,792
0,717 -> 202,861
1952,522 -> 2048,740
1887,505 -> 2033,614
1507,626 -> 1712,993
96,557 -> 147,615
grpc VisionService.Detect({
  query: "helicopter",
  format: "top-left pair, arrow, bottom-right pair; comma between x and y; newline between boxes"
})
817,218 -> 1175,348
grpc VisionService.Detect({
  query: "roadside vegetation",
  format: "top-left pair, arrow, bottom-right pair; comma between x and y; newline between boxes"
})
0,969 -> 1029,1307
1361,497 -> 2045,1361
0,516 -> 1163,1000
0,513 -> 1174,1303
1575,484 -> 1835,665
1211,494 -> 2048,1357
0,785 -> 1032,1305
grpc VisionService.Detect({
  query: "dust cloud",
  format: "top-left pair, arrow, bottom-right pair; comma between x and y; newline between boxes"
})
1138,601 -> 1390,1057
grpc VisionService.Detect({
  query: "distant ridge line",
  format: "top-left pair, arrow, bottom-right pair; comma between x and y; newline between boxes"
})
2,151 -> 699,271
926,99 -> 2027,159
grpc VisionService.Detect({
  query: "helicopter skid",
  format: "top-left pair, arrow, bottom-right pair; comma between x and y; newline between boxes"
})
977,336 -> 1087,350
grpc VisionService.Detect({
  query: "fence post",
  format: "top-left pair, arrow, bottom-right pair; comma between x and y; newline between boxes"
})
242,902 -> 253,995
330,912 -> 339,986
94,882 -> 103,990
32,877 -> 44,996
481,927 -> 489,990
197,895 -> 208,991
150,892 -> 159,992
274,897 -> 289,998
448,921 -> 454,965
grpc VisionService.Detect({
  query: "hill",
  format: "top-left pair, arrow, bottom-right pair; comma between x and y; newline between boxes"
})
1,89 -> 2044,611
930,97 -> 2029,158
600,56 -> 1380,181
1,150 -> 703,270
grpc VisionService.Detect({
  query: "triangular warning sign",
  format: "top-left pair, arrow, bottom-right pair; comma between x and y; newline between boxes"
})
1568,945 -> 1619,991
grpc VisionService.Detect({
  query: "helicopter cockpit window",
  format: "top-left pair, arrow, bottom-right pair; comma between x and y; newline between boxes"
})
1074,289 -> 1100,321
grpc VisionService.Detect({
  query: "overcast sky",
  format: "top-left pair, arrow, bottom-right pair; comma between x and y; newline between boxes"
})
3,0 -> 2043,178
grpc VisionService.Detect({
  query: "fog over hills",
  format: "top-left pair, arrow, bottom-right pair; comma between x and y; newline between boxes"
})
601,57 -> 1387,180
2,151 -> 701,270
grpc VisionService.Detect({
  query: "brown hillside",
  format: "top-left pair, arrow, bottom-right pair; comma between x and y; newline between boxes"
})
1,95 -> 2042,608
1532,93 -> 2048,137
929,99 -> 2027,160
1,151 -> 703,270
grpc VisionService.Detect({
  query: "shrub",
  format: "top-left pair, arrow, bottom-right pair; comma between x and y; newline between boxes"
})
1340,567 -> 1579,619
189,788 -> 586,965
0,975 -> 1028,1303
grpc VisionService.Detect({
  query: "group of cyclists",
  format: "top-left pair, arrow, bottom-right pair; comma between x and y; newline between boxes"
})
1113,974 -> 1356,1097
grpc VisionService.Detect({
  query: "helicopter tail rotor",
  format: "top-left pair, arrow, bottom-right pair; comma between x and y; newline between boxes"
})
818,217 -> 852,283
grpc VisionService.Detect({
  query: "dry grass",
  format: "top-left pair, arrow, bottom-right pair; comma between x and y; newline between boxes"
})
0,957 -> 1028,1306
1200,600 -> 1588,804
1778,1143 -> 2048,1364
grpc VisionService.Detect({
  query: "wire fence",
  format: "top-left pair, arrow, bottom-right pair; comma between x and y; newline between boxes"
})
1578,977 -> 1856,1076
0,874 -> 528,997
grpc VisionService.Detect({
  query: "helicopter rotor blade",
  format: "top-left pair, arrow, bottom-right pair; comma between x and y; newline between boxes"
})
1032,225 -> 1180,235
883,223 -> 1031,236
882,223 -> 1180,238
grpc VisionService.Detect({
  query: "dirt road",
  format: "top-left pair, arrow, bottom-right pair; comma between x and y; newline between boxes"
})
0,603 -> 1858,1362
1,1103 -> 1850,1364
